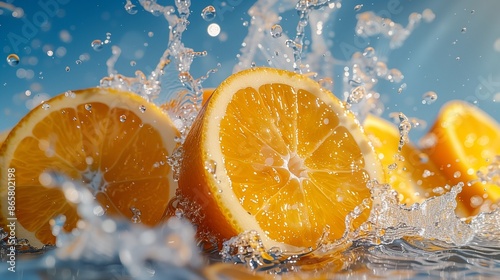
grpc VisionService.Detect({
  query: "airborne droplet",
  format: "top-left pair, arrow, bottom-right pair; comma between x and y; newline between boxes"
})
422,91 -> 438,105
6,54 -> 20,67
91,40 -> 104,51
270,24 -> 283,38
362,47 -> 375,58
124,1 -> 138,15
201,5 -> 216,21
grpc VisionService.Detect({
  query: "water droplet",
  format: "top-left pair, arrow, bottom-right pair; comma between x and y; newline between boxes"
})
347,85 -> 366,105
125,1 -> 138,15
422,91 -> 438,104
242,21 -> 249,27
461,27 -> 467,33
354,4 -> 363,11
418,153 -> 429,163
91,39 -> 103,51
25,90 -> 31,96
270,24 -> 283,38
42,103 -> 50,110
119,115 -> 127,122
6,54 -> 20,66
470,195 -> 484,208
422,169 -> 433,178
75,59 -> 82,65
84,104 -> 92,111
388,68 -> 404,83
362,47 -> 375,58
205,159 -> 217,174
85,156 -> 94,165
65,66 -> 70,72
130,60 -> 136,66
397,83 -> 407,94
201,5 -> 216,21
388,163 -> 398,170
456,56 -> 461,61
65,91 -> 76,98
130,207 -> 142,223
139,105 -> 146,113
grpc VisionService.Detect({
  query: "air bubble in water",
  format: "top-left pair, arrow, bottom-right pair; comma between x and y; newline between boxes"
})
42,103 -> 50,110
65,66 -> 70,72
91,39 -> 104,51
139,105 -> 146,113
354,4 -> 363,11
270,24 -> 283,38
85,104 -> 92,111
125,1 -> 138,15
461,27 -> 467,33
119,115 -> 127,122
422,91 -> 438,104
6,54 -> 20,66
201,5 -> 216,21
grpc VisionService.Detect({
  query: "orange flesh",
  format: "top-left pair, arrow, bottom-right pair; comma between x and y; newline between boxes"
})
363,115 -> 454,207
219,83 -> 372,246
3,91 -> 174,245
424,101 -> 500,215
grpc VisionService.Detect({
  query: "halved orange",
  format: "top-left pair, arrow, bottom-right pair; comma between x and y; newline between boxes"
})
176,67 -> 384,250
0,88 -> 179,248
363,115 -> 463,212
422,101 -> 500,216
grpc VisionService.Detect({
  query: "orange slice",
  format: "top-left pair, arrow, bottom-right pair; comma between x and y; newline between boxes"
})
0,129 -> 9,147
422,101 -> 500,215
176,67 -> 384,250
0,88 -> 179,248
363,115 -> 461,211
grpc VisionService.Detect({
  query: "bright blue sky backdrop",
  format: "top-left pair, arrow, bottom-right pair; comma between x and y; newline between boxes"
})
1,0 -> 499,140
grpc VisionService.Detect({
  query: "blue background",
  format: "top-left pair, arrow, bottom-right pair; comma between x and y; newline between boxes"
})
1,0 -> 499,141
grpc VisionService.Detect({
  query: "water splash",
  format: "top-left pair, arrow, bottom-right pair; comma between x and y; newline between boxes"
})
235,0 -> 339,86
38,173 -> 202,278
101,1 -> 203,105
218,180 -> 480,273
355,9 -> 435,49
